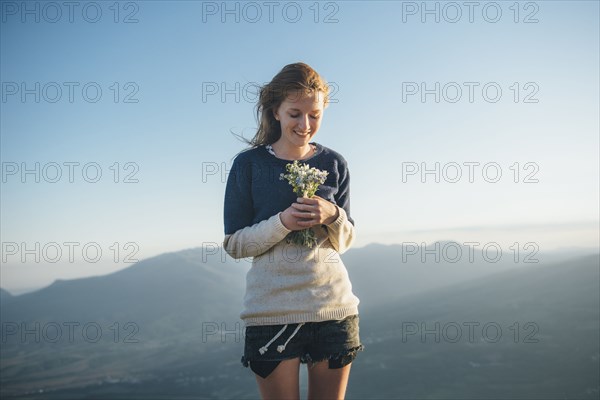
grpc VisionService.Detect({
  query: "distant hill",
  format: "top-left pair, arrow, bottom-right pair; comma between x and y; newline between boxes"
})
0,288 -> 13,302
1,248 -> 248,341
2,242 -> 593,312
1,247 -> 598,399
1,247 -> 251,398
344,241 -> 583,310
352,253 -> 600,399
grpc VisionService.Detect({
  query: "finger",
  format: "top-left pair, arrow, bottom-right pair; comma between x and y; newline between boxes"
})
292,203 -> 316,213
297,197 -> 317,205
292,210 -> 313,219
291,203 -> 306,210
295,212 -> 316,221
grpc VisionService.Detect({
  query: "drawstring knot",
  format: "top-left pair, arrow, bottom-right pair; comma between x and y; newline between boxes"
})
258,323 -> 305,355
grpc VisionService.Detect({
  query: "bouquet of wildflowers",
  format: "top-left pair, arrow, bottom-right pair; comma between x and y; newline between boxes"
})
279,160 -> 329,248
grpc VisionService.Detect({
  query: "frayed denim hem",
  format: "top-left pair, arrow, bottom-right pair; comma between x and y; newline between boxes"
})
300,344 -> 365,369
241,343 -> 365,370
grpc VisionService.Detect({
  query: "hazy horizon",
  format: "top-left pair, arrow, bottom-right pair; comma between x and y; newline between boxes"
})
2,234 -> 598,296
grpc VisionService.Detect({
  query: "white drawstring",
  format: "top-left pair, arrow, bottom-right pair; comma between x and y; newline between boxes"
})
258,324 -> 288,355
277,323 -> 304,353
258,323 -> 305,355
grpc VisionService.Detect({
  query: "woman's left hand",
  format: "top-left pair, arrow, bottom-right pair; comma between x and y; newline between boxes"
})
291,195 -> 340,227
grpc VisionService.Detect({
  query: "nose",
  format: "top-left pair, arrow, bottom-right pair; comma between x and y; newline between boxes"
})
298,115 -> 309,131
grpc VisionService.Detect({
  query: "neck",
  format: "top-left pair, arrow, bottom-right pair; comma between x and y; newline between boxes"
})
271,141 -> 314,160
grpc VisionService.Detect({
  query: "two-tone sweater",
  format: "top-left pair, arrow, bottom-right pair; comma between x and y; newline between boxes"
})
222,142 -> 360,327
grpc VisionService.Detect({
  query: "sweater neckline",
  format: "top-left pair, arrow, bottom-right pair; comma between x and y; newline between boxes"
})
264,142 -> 322,162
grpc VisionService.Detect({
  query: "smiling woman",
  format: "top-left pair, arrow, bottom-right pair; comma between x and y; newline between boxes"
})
223,62 -> 364,400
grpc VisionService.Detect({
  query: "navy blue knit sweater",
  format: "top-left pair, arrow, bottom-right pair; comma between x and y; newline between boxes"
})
223,142 -> 354,236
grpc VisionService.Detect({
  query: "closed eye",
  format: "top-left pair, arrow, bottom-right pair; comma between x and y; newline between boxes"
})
290,114 -> 320,119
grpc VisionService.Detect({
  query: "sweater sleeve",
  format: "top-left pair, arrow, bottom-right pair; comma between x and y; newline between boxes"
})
223,212 -> 292,259
325,157 -> 356,254
223,156 -> 254,235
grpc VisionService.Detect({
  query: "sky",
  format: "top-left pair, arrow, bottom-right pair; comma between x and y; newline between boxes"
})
1,0 -> 599,293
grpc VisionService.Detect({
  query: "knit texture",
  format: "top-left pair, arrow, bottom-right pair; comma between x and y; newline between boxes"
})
223,142 -> 360,327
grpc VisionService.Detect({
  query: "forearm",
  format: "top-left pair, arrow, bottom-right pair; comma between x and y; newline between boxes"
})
223,212 -> 292,259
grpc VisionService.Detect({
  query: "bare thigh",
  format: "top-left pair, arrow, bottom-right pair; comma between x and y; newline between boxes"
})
307,359 -> 352,400
254,357 -> 301,400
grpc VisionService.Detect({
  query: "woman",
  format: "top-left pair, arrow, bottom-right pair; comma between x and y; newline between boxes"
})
223,62 -> 363,400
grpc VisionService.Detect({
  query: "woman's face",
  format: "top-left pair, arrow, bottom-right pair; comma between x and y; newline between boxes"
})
273,90 -> 325,147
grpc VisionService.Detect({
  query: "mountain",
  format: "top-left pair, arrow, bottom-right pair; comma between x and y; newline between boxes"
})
0,247 -> 598,399
1,247 -> 252,399
1,248 -> 249,342
2,242 -> 592,312
352,253 -> 600,399
0,288 -> 13,303
343,241 -> 582,310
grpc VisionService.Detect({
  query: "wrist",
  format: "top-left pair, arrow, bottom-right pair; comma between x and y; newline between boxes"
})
324,205 -> 340,225
279,212 -> 291,230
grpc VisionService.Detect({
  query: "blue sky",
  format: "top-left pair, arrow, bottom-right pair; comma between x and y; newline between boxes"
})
1,0 -> 599,292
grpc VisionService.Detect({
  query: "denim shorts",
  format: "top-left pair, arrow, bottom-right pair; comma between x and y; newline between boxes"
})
241,314 -> 364,379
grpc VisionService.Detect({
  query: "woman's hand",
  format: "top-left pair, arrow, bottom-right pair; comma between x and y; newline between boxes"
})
280,195 -> 339,230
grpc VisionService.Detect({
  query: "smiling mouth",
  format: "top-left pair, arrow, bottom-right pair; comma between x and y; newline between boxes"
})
295,131 -> 310,136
